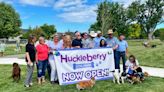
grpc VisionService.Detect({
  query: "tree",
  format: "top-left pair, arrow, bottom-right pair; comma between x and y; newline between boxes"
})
40,24 -> 57,38
88,22 -> 101,32
157,28 -> 164,41
90,1 -> 129,35
65,29 -> 74,38
0,2 -> 21,38
96,0 -> 111,34
154,29 -> 161,37
22,26 -> 46,39
32,27 -> 46,39
128,0 -> 164,40
153,28 -> 164,41
127,24 -> 141,39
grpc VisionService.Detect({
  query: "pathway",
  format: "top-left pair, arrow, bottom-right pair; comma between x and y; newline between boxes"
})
0,57 -> 164,78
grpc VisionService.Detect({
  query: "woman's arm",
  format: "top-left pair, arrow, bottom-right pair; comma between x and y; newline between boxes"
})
25,52 -> 32,65
35,52 -> 38,63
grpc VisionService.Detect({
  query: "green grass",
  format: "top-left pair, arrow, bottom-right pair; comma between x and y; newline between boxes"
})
0,65 -> 164,92
128,39 -> 164,68
4,45 -> 25,56
2,39 -> 164,68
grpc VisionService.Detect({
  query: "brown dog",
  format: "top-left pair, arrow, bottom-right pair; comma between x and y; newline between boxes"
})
76,77 -> 96,90
12,63 -> 21,82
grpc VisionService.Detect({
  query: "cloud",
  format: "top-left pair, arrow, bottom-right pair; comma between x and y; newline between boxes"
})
54,0 -> 97,23
0,0 -> 14,4
111,0 -> 146,7
58,5 -> 97,22
54,0 -> 87,8
0,0 -> 97,23
111,0 -> 136,7
19,0 -> 55,7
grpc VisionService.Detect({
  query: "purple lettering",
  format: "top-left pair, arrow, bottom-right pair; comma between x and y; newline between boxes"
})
61,55 -> 67,62
87,54 -> 92,61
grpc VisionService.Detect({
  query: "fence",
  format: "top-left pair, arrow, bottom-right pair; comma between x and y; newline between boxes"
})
0,39 -> 27,45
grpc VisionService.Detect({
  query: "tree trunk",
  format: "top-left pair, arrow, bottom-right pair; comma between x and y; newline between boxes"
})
148,27 -> 156,40
148,33 -> 153,40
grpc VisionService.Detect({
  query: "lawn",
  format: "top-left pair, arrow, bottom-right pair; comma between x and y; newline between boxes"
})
0,65 -> 164,92
2,39 -> 164,68
4,44 -> 25,56
128,39 -> 164,68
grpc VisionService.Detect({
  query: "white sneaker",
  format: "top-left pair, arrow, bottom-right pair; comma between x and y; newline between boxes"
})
29,83 -> 33,86
24,85 -> 30,88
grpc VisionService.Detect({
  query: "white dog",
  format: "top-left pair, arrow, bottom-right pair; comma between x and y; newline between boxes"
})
112,69 -> 127,84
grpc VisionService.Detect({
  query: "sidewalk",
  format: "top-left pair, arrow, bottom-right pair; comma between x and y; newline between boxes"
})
0,57 -> 26,65
0,57 -> 164,78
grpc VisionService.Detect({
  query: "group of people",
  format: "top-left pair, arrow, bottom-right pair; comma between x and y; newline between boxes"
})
24,29 -> 143,87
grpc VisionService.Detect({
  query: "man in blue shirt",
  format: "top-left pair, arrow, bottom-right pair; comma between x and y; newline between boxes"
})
116,34 -> 128,72
94,31 -> 106,48
106,29 -> 119,70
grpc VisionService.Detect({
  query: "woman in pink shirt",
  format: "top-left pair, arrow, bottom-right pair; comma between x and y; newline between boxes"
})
36,37 -> 49,84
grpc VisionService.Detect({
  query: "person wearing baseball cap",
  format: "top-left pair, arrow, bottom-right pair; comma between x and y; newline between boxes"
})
94,30 -> 106,48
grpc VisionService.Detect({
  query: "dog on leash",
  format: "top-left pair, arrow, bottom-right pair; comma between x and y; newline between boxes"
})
127,72 -> 149,84
112,69 -> 127,84
12,63 -> 21,82
76,77 -> 96,90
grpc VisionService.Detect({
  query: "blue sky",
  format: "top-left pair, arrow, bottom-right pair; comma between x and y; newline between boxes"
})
0,0 -> 163,33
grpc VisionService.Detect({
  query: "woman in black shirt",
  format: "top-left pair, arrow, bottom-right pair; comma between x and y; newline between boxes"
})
24,35 -> 36,87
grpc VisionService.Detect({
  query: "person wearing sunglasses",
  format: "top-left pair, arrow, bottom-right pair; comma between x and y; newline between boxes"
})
94,31 -> 106,48
106,29 -> 119,70
125,55 -> 144,81
72,32 -> 83,49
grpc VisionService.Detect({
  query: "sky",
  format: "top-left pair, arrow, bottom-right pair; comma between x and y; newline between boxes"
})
0,0 -> 164,33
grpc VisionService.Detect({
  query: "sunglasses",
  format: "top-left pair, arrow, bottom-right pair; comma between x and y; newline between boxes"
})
129,58 -> 134,61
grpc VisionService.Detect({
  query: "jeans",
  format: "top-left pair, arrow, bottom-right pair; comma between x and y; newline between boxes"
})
47,61 -> 51,80
115,51 -> 126,72
24,63 -> 34,85
37,59 -> 48,78
113,50 -> 117,63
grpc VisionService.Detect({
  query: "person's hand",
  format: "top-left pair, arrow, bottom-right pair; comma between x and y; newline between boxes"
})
36,60 -> 38,64
76,46 -> 80,48
133,66 -> 138,70
126,53 -> 129,57
28,61 -> 33,66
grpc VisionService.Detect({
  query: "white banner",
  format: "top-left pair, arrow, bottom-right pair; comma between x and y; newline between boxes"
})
53,48 -> 115,85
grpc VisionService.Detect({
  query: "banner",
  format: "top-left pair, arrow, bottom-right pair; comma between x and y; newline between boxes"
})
53,48 -> 115,85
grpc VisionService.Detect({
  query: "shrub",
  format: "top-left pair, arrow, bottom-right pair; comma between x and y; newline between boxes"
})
159,29 -> 164,41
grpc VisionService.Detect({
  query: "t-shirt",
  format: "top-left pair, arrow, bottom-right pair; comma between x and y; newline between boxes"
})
106,37 -> 119,48
36,44 -> 49,61
125,59 -> 139,73
59,39 -> 64,46
94,36 -> 106,48
48,41 -> 63,60
72,39 -> 82,48
82,39 -> 90,48
88,38 -> 96,48
116,40 -> 128,52
25,43 -> 36,62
